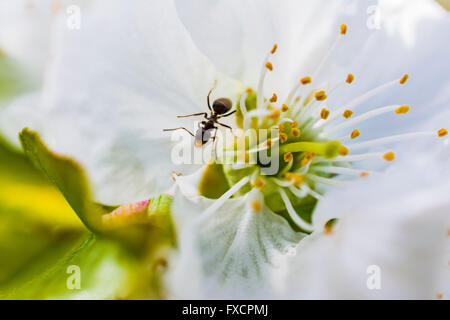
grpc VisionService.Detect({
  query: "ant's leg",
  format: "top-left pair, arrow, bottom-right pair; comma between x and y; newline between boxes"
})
211,127 -> 219,159
163,127 -> 194,136
216,122 -> 234,135
177,112 -> 207,118
207,80 -> 218,112
218,110 -> 237,118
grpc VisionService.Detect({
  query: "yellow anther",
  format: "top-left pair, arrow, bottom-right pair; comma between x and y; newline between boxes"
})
314,90 -> 327,101
301,152 -> 315,166
350,129 -> 360,139
265,138 -> 273,147
253,177 -> 265,189
285,173 -> 305,186
281,104 -> 289,112
268,108 -> 281,119
278,124 -> 285,132
284,152 -> 293,163
338,145 -> 349,156
270,44 -> 278,54
340,24 -> 347,35
342,109 -> 353,119
251,200 -> 263,212
279,132 -> 288,143
437,128 -> 448,137
346,73 -> 354,84
291,127 -> 301,137
383,151 -> 395,161
324,224 -> 333,235
265,61 -> 273,71
245,87 -> 253,93
400,74 -> 409,85
360,171 -> 370,178
300,76 -> 311,85
291,120 -> 299,127
269,93 -> 278,103
395,105 -> 410,114
320,108 -> 330,120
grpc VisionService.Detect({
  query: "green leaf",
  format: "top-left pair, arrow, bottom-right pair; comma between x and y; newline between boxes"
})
19,129 -> 175,254
0,55 -> 36,102
0,234 -> 149,299
19,128 -> 107,232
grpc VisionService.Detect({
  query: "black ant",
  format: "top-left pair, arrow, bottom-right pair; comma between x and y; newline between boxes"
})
163,87 -> 235,147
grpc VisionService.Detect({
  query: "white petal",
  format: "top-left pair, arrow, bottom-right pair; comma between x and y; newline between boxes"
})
167,189 -> 304,298
175,0 -> 361,99
35,0 -> 237,204
286,145 -> 450,299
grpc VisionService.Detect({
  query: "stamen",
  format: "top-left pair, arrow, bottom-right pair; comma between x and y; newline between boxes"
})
301,76 -> 312,85
279,188 -> 314,232
394,105 -> 410,114
350,129 -> 360,139
285,172 -> 305,186
278,124 -> 285,132
239,92 -> 248,117
438,128 -> 448,137
324,105 -> 407,136
326,152 -> 385,162
291,120 -> 299,127
253,177 -> 265,189
296,184 -> 323,200
348,131 -> 438,151
383,151 -> 395,161
320,108 -> 330,120
201,176 -> 250,219
279,132 -> 288,143
268,108 -> 281,119
343,109 -> 353,119
316,76 -> 408,129
301,152 -> 315,166
284,76 -> 311,106
338,145 -> 349,156
288,185 -> 308,198
272,178 -> 294,187
291,127 -> 301,137
251,200 -> 263,212
269,93 -> 278,103
311,24 -> 347,81
346,73 -> 355,84
256,46 -> 277,110
360,171 -> 370,178
399,74 -> 409,84
284,152 -> 294,163
314,90 -> 327,101
270,43 -> 278,54
281,104 -> 289,112
313,166 -> 372,177
308,174 -> 350,187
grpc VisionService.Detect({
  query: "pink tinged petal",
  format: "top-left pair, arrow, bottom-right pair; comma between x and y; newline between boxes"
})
102,199 -> 150,228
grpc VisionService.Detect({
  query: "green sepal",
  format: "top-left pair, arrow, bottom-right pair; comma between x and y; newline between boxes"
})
198,163 -> 230,199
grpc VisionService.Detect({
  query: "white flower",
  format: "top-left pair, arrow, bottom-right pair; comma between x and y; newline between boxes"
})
11,0 -> 450,298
